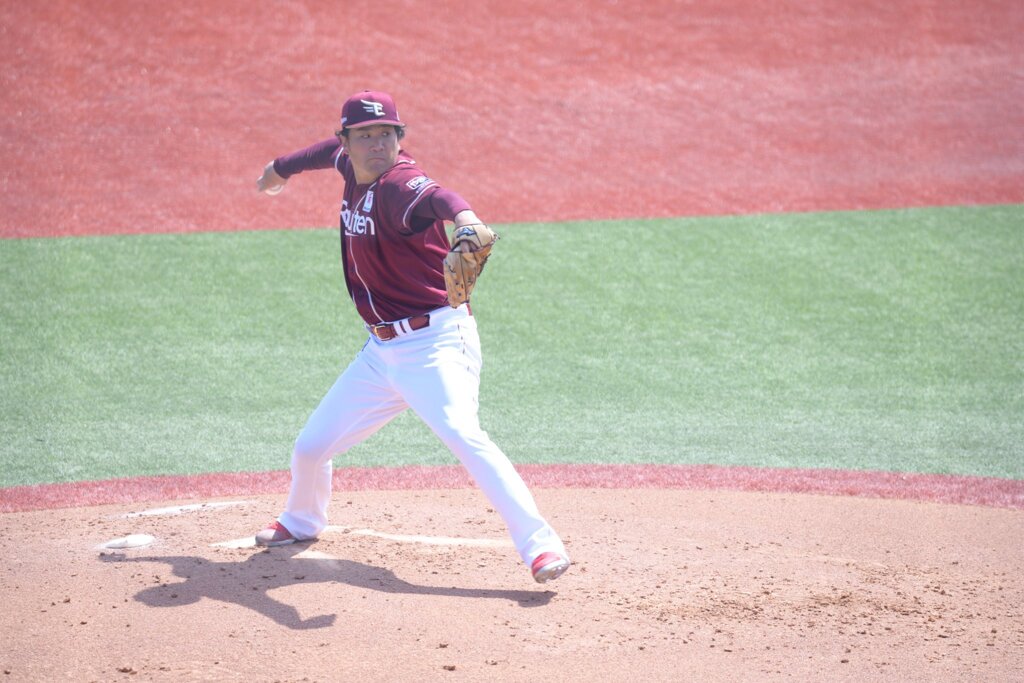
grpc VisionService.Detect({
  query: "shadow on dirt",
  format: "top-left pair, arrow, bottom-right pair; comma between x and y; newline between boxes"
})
99,543 -> 554,630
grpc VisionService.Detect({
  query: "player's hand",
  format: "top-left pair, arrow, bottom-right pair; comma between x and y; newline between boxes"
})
256,161 -> 286,195
452,209 -> 482,231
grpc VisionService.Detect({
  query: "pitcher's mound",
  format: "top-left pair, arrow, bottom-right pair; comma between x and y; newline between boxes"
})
1,488 -> 1021,681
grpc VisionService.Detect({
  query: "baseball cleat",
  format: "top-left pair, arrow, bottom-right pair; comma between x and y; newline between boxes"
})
255,520 -> 297,547
531,552 -> 570,583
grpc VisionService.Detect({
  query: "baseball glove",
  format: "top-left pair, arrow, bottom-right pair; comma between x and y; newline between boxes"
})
443,224 -> 499,307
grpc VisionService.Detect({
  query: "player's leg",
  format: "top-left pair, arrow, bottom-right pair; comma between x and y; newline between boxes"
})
276,343 -> 406,540
396,307 -> 568,570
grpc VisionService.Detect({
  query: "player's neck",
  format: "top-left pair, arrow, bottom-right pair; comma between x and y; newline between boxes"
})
353,171 -> 382,185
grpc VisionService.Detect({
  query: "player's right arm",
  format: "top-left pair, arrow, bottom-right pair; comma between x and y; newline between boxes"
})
256,138 -> 343,194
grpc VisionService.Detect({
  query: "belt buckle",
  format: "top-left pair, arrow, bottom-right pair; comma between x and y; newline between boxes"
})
370,322 -> 392,340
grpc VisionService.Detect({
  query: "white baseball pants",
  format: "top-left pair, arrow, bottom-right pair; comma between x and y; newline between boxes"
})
277,304 -> 567,568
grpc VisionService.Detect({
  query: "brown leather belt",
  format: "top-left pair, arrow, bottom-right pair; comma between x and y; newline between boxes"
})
368,314 -> 431,341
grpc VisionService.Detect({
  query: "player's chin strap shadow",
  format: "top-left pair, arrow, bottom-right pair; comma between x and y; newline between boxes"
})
99,545 -> 554,630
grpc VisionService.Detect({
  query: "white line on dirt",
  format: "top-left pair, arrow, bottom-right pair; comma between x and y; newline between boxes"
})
210,525 -> 511,549
329,525 -> 513,548
96,534 -> 156,550
122,501 -> 250,518
211,536 -> 258,549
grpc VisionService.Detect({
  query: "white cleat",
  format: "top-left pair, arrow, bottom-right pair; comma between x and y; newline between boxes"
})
531,552 -> 570,583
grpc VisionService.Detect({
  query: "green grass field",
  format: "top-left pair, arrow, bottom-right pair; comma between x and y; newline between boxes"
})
2,204 -> 1022,488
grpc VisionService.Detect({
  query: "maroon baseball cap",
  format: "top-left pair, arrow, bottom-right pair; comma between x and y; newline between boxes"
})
340,91 -> 405,130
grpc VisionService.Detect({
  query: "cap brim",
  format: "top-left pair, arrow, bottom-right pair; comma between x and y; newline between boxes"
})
345,119 -> 405,129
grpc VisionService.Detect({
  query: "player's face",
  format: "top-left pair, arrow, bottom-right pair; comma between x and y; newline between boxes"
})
345,125 -> 401,184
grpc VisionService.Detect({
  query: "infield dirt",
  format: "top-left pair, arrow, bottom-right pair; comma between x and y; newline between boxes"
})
1,488 -> 1020,681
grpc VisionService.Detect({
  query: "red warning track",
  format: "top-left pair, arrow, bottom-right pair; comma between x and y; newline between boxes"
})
2,465 -> 1022,513
2,1 -> 1022,238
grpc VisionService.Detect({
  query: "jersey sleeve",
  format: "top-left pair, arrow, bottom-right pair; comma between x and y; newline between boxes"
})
377,165 -> 446,234
411,187 -> 472,222
273,138 -> 344,178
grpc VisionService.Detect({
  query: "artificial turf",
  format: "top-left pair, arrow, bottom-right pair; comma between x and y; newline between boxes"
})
1,204 -> 1021,487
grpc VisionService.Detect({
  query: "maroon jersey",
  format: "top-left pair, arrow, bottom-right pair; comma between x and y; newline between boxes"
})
274,139 -> 463,324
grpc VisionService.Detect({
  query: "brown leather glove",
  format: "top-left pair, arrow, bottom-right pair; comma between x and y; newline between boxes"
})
443,224 -> 499,307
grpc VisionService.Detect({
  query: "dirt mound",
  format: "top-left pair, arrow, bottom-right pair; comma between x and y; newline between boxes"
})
2,488 -> 1020,681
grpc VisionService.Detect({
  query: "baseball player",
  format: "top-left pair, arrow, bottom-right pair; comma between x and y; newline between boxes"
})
253,90 -> 570,583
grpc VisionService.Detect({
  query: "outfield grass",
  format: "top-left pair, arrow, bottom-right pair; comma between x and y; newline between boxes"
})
1,205 -> 1021,487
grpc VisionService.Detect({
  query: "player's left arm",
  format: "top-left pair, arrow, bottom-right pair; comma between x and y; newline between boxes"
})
400,182 -> 497,306
404,184 -> 495,252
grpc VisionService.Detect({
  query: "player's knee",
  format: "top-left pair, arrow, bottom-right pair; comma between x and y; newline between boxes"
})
292,431 -> 331,465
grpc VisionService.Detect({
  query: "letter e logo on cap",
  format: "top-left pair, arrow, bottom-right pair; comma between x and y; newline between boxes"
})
362,100 -> 386,117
